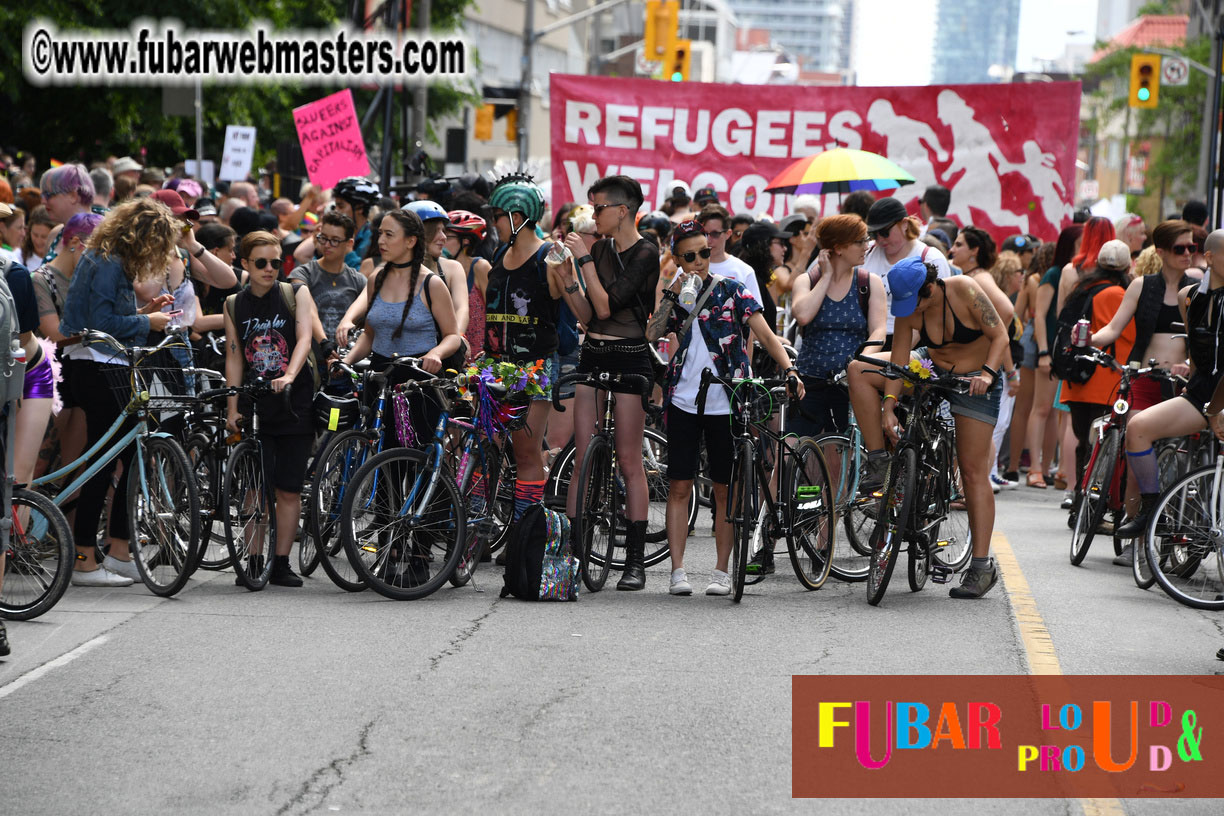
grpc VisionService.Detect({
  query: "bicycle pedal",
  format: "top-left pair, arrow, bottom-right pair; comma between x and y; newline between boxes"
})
930,563 -> 953,584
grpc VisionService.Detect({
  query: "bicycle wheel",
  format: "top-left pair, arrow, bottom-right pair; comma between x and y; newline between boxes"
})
128,435 -> 200,597
1144,462 -> 1224,610
309,429 -> 375,592
729,438 -> 755,603
1131,443 -> 1186,589
223,440 -> 275,591
930,448 -> 973,574
1070,429 -> 1117,566
451,436 -> 500,588
341,447 -> 466,601
814,434 -> 871,582
867,446 -> 916,607
785,437 -> 835,590
1,488 -> 74,621
575,435 -> 617,592
184,434 -> 230,571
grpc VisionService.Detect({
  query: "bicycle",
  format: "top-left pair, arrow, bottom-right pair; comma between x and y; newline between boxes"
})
30,328 -> 201,597
696,369 -> 837,602
852,347 -> 975,607
1132,430 -> 1212,589
338,373 -> 473,600
551,371 -> 655,592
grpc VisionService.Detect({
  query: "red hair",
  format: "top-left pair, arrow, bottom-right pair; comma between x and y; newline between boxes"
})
1071,216 -> 1115,271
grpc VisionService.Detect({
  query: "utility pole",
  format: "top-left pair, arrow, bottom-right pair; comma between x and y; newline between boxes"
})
414,0 -> 432,178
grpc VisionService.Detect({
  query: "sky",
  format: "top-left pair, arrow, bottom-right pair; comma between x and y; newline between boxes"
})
851,0 -> 1099,86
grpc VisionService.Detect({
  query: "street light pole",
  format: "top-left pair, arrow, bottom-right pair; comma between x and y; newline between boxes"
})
517,0 -> 535,168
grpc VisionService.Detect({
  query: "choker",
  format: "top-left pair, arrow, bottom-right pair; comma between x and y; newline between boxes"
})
385,258 -> 413,269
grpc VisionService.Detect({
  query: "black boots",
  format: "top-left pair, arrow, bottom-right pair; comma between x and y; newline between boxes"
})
1115,493 -> 1160,539
617,520 -> 648,591
270,555 -> 303,587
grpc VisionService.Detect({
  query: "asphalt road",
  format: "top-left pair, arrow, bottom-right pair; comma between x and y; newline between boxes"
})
2,485 -> 1222,815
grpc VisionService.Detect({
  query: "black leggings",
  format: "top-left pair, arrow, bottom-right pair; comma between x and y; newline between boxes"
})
1066,401 -> 1108,493
73,362 -> 135,549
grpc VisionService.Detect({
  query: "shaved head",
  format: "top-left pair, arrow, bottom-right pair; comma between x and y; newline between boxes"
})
1205,229 -> 1224,255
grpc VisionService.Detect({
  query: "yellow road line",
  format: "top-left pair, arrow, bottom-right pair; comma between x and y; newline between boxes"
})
992,531 -> 1126,816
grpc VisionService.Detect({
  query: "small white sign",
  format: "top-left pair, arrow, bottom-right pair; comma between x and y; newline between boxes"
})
219,125 -> 257,182
183,160 -> 215,187
1078,179 -> 1099,201
1162,56 -> 1189,86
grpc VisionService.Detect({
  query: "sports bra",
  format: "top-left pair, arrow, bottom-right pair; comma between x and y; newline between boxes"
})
916,280 -> 984,349
1154,301 -> 1181,335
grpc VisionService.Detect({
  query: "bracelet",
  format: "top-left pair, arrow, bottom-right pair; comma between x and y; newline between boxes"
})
564,282 -> 581,294
883,393 -> 898,403
192,245 -> 206,259
1037,350 -> 1050,358
576,254 -> 594,268
1007,369 -> 1020,381
981,364 -> 999,382
661,290 -> 678,303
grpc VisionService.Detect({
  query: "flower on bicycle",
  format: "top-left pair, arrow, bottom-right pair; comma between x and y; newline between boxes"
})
908,357 -> 934,380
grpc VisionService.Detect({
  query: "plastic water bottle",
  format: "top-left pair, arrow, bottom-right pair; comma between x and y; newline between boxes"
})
679,275 -> 700,309
545,241 -> 570,268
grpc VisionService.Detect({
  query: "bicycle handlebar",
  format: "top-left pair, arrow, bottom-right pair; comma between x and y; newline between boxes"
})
851,340 -> 971,396
696,368 -> 799,419
550,372 -> 652,412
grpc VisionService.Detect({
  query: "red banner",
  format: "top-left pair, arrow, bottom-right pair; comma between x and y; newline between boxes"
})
549,75 -> 1082,242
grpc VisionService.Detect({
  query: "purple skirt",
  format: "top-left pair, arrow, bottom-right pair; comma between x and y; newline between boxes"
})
24,355 -> 55,400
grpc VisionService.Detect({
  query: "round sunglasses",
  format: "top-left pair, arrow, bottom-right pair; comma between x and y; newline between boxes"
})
680,247 -> 712,263
250,257 -> 282,270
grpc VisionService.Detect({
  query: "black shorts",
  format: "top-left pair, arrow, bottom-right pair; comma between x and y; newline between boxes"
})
259,432 -> 315,493
666,404 -> 735,484
60,356 -> 88,410
787,377 -> 849,438
577,338 -> 656,391
1180,373 -> 1218,418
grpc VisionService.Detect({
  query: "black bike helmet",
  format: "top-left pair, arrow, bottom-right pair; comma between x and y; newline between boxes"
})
333,176 -> 381,214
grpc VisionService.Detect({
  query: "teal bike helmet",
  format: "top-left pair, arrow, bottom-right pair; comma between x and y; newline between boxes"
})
490,174 -> 545,245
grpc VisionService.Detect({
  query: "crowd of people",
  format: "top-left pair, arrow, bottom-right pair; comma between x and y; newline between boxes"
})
2,148 -> 1222,658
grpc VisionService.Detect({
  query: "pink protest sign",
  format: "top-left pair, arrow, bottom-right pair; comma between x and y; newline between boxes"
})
293,89 -> 370,190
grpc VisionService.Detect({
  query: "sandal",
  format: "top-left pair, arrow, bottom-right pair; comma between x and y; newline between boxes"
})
1026,472 -> 1047,489
1053,473 -> 1068,490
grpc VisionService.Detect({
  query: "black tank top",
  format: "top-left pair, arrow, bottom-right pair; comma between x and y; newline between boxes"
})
1186,286 -> 1224,379
230,283 -> 314,435
483,245 -> 559,363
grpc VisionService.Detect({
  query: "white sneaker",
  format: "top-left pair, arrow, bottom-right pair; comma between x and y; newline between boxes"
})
706,570 -> 732,596
72,567 -> 135,587
669,569 -> 693,596
102,555 -> 143,583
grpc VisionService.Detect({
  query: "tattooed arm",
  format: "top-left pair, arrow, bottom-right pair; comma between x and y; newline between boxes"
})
959,276 -> 1009,396
646,296 -> 677,343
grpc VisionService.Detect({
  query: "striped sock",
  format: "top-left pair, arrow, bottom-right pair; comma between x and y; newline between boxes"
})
513,478 -> 546,521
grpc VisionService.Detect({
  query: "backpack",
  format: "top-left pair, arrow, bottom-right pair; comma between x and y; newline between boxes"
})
0,257 -> 27,404
1051,282 -> 1114,385
225,281 -> 320,389
419,271 -> 469,371
498,505 -> 578,601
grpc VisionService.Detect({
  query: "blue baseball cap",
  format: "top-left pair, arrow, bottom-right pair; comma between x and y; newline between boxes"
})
889,256 -> 931,317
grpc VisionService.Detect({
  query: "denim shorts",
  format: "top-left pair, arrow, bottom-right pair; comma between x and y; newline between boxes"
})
1020,321 -> 1037,369
912,347 -> 1003,427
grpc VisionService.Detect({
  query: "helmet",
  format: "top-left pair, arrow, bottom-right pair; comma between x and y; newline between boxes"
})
489,174 -> 545,224
638,210 -> 672,239
402,199 -> 448,223
332,176 -> 381,210
447,209 -> 487,239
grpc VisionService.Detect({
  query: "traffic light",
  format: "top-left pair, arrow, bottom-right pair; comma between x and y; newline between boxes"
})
474,104 -> 494,141
644,1 -> 679,62
668,39 -> 691,82
1129,53 -> 1160,109
505,108 -> 518,142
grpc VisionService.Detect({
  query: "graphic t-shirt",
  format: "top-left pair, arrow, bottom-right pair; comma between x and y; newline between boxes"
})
290,258 -> 364,339
231,283 -> 314,435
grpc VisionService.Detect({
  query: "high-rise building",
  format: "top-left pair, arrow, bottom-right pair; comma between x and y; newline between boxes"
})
728,0 -> 852,73
930,0 -> 1020,84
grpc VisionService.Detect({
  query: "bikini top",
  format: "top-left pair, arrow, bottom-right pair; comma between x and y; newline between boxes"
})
915,280 -> 984,349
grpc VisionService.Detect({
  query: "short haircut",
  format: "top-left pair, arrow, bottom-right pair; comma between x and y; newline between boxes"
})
240,230 -> 281,260
113,175 -> 136,203
730,213 -> 754,228
815,213 -> 867,251
930,216 -> 959,245
320,211 -> 355,240
89,168 -> 113,199
1152,219 -> 1194,251
695,204 -> 730,227
1204,229 -> 1224,255
587,175 -> 644,213
196,222 -> 237,251
840,191 -> 875,221
1182,200 -> 1208,227
61,211 -> 104,246
40,163 -> 95,207
270,198 -> 294,216
921,185 -> 950,216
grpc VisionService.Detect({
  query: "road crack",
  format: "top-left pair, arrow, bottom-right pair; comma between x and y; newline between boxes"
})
423,601 -> 500,675
275,720 -> 374,816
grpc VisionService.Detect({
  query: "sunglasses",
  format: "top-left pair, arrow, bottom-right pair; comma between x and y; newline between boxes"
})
594,202 -> 625,215
250,257 -> 282,270
1170,244 -> 1199,255
704,229 -> 725,238
869,223 -> 896,240
315,234 -> 349,247
680,247 -> 712,263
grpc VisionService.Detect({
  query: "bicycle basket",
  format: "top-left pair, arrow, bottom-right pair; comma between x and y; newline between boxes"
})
313,392 -> 360,432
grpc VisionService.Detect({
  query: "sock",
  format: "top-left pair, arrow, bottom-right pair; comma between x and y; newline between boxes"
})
513,478 -> 546,522
971,556 -> 992,572
1126,447 -> 1159,494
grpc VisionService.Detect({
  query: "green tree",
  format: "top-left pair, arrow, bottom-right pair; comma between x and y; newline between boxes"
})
0,1 -> 477,177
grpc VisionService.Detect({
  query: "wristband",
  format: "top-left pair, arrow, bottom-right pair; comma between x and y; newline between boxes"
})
564,282 -> 581,294
576,254 -> 594,268
662,290 -> 679,303
192,245 -> 207,259
981,364 -> 999,383
1037,350 -> 1049,358
883,393 -> 898,404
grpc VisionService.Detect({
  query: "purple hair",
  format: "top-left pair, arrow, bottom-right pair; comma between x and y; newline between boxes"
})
40,164 -> 95,207
62,211 -> 104,246
164,177 -> 203,199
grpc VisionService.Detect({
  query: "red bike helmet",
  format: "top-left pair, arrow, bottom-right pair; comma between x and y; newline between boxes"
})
447,209 -> 487,240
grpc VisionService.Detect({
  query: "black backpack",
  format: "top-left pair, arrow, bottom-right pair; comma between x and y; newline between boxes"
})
1051,282 -> 1114,385
498,505 -> 578,601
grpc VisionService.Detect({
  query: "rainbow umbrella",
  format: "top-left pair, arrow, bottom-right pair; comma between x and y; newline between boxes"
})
764,147 -> 915,195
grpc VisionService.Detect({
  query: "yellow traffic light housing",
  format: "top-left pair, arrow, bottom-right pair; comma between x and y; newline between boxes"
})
668,39 -> 691,82
1129,53 -> 1160,109
505,108 -> 518,142
474,104 -> 494,141
644,1 -> 680,62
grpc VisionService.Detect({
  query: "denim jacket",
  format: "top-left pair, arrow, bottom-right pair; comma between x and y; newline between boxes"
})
59,249 -> 150,351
